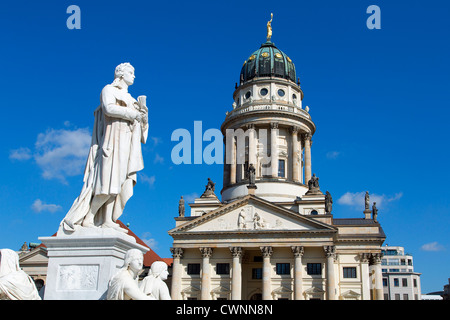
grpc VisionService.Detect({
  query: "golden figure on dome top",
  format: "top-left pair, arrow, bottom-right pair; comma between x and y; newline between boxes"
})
267,13 -> 273,41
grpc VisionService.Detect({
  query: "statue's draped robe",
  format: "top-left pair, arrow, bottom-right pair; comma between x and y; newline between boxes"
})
61,84 -> 148,231
0,249 -> 41,300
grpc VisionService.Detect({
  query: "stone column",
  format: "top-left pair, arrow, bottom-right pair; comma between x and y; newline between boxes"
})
261,246 -> 273,300
303,133 -> 312,184
359,253 -> 371,300
371,253 -> 384,300
230,137 -> 236,184
170,247 -> 184,300
291,246 -> 304,300
200,247 -> 213,300
248,124 -> 256,169
270,123 -> 279,178
230,247 -> 243,300
298,133 -> 303,183
290,127 -> 300,182
324,246 -> 336,300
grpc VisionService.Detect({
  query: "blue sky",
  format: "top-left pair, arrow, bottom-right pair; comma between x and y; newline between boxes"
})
0,0 -> 449,294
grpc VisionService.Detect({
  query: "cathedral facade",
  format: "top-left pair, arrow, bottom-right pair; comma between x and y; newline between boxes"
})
168,29 -> 385,300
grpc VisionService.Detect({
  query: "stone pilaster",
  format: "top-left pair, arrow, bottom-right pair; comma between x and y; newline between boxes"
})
324,245 -> 336,300
359,253 -> 371,300
200,247 -> 213,300
260,246 -> 273,300
230,247 -> 243,300
291,246 -> 304,300
170,247 -> 184,300
371,253 -> 384,300
290,126 -> 300,182
270,123 -> 279,178
303,133 -> 312,183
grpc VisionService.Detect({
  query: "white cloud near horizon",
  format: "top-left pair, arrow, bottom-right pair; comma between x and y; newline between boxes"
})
31,199 -> 62,213
338,191 -> 403,209
421,242 -> 445,252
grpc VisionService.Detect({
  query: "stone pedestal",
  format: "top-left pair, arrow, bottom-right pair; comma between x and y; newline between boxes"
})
39,227 -> 148,300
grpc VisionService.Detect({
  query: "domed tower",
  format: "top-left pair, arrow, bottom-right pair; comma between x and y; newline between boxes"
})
221,23 -> 316,203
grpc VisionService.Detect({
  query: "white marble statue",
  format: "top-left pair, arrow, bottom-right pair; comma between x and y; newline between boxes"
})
106,249 -> 153,300
60,62 -> 149,233
0,249 -> 41,300
140,261 -> 171,300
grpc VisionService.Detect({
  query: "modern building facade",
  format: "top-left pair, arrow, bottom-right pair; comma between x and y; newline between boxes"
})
381,245 -> 422,300
168,24 -> 386,300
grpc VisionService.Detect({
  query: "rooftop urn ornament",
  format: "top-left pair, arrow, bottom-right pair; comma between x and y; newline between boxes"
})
59,62 -> 149,234
267,13 -> 273,42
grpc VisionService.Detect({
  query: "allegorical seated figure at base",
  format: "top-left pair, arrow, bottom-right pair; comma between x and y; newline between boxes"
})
140,261 -> 171,300
60,62 -> 149,234
0,249 -> 41,300
106,249 -> 154,300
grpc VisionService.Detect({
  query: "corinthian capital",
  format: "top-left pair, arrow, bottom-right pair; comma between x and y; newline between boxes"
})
170,247 -> 184,259
291,246 -> 304,257
324,245 -> 336,259
200,247 -> 213,258
260,246 -> 273,258
230,247 -> 243,258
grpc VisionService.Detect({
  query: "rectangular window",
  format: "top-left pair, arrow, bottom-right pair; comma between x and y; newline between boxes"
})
307,263 -> 322,275
414,279 -> 417,287
395,294 -> 400,300
187,263 -> 200,275
384,294 -> 389,300
394,278 -> 399,287
276,263 -> 290,275
403,294 -> 409,300
252,268 -> 263,279
402,278 -> 408,287
343,267 -> 357,278
216,263 -> 230,275
278,159 -> 285,178
383,278 -> 388,287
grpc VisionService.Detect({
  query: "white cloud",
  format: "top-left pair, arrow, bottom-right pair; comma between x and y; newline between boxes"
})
139,173 -> 156,186
34,127 -> 92,183
141,232 -> 158,250
150,137 -> 162,147
421,242 -> 445,252
31,199 -> 62,213
183,193 -> 199,203
338,191 -> 403,209
154,153 -> 164,164
9,147 -> 32,161
326,151 -> 340,159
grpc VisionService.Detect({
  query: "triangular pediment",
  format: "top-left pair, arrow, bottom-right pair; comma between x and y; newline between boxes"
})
169,195 -> 336,234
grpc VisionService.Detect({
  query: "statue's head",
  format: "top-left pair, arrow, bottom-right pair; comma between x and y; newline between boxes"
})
150,261 -> 169,280
123,249 -> 143,273
112,62 -> 135,87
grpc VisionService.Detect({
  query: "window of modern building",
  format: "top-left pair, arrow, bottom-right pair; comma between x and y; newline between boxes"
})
381,259 -> 387,266
403,294 -> 409,300
395,294 -> 400,300
401,259 -> 406,265
414,279 -> 417,287
278,159 -> 285,178
216,263 -> 230,275
394,278 -> 399,287
402,278 -> 408,287
307,263 -> 322,275
408,259 -> 413,266
276,263 -> 290,275
187,263 -> 201,275
383,278 -> 388,287
343,267 -> 357,278
384,294 -> 389,300
252,268 -> 263,279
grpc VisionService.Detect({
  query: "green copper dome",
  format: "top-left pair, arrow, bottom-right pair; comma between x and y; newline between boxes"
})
240,41 -> 297,84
